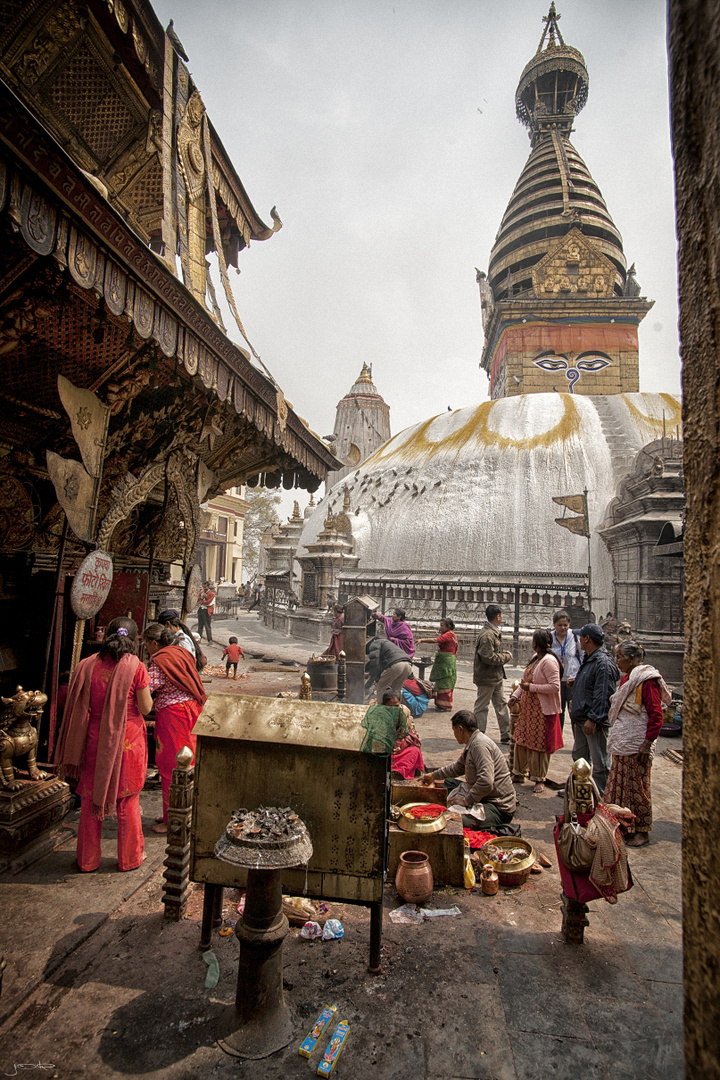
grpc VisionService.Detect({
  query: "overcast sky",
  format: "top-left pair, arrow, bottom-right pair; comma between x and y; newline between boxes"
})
153,0 -> 678,453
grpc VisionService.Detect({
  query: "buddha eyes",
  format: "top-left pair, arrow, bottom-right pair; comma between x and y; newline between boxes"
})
534,357 -> 568,371
576,357 -> 611,371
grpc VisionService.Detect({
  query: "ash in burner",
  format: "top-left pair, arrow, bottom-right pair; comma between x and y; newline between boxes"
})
228,806 -> 303,844
215,805 -> 313,870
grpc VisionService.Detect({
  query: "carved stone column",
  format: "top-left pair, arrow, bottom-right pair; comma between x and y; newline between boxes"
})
161,745 -> 194,921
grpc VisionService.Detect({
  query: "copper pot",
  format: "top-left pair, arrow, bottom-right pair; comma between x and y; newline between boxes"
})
480,863 -> 499,896
395,850 -> 433,904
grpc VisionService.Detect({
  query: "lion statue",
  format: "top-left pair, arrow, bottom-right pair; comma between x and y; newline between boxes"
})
0,686 -> 50,791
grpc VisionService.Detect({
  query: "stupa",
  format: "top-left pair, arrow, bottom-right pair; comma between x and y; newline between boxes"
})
294,5 -> 682,649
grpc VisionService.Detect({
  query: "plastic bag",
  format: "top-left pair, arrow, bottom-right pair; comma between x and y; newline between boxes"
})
322,919 -> 344,940
300,921 -> 323,939
463,838 -> 476,889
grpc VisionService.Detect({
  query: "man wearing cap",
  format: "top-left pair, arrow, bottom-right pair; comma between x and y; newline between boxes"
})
568,623 -> 620,795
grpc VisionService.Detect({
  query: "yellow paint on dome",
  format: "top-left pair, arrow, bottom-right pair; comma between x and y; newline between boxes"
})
362,396 -> 583,467
621,393 -> 682,432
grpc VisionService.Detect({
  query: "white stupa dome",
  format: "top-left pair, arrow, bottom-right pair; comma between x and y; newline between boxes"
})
296,392 -> 681,612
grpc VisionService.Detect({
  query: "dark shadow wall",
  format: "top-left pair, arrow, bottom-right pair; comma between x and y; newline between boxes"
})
669,2 -> 720,1077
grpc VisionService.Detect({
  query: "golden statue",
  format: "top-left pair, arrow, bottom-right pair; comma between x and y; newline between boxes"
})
571,757 -> 598,814
0,687 -> 50,790
299,673 -> 312,701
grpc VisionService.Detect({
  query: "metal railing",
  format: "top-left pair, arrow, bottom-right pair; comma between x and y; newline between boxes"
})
337,572 -> 590,651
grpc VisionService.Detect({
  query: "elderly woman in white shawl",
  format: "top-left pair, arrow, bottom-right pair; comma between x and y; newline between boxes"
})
604,640 -> 671,847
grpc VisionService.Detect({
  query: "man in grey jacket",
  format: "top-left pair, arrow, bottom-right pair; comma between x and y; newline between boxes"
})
421,710 -> 516,830
472,604 -> 513,742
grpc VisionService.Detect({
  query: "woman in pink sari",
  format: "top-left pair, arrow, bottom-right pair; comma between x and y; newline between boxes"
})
55,617 -> 152,872
511,628 -> 563,794
142,622 -> 207,835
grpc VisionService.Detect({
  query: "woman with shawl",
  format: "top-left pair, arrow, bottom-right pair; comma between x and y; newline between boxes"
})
418,618 -> 459,711
511,628 -> 563,793
327,604 -> 345,660
604,640 -> 671,847
142,623 -> 207,835
360,692 -> 425,778
55,618 -> 152,873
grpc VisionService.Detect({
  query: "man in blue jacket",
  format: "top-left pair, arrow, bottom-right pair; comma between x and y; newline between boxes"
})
569,623 -> 619,795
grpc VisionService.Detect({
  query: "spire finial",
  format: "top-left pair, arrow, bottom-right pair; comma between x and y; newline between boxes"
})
538,3 -> 564,52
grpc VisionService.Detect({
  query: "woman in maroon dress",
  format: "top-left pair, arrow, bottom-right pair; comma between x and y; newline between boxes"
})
327,604 -> 345,660
55,617 -> 152,872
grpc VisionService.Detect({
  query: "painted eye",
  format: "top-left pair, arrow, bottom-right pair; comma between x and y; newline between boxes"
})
575,357 -> 611,371
534,358 -> 568,372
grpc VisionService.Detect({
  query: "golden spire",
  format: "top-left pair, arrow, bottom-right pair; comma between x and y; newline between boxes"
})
356,362 -> 373,384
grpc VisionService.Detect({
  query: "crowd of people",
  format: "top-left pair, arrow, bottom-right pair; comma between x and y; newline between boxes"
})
358,600 -> 670,849
52,588 -> 668,875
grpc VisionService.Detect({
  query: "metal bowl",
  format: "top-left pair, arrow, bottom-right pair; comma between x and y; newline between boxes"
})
477,836 -> 536,877
396,802 -> 448,834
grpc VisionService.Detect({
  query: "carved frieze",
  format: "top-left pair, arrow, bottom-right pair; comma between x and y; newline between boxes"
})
14,0 -> 81,86
531,228 -> 617,299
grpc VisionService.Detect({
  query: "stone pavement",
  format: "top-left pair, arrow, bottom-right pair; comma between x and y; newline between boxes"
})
0,617 -> 684,1079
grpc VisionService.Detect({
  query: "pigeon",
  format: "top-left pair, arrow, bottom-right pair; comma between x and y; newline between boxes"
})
166,20 -> 189,62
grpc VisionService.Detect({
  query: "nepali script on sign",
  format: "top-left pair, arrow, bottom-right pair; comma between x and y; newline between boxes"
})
70,551 -> 114,619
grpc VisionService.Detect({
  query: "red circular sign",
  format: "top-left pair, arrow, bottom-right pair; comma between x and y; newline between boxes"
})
70,550 -> 114,619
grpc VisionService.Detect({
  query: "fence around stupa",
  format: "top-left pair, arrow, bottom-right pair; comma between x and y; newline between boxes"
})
336,570 -> 590,656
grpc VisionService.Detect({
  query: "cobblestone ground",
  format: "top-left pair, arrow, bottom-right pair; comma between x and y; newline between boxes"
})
0,614 -> 683,1079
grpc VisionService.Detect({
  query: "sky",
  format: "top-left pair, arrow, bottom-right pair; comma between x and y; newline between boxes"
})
152,0 -> 679,468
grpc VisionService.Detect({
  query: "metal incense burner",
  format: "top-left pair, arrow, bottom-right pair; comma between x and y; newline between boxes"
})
215,805 -> 312,1059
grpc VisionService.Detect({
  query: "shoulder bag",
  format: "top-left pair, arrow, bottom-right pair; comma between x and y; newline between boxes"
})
557,774 -> 601,872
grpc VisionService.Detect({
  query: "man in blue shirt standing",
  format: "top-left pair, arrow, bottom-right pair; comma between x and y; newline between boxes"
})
569,623 -> 619,795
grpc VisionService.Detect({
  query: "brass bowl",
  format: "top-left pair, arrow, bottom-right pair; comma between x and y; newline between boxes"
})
396,802 -> 448,834
477,837 -> 536,880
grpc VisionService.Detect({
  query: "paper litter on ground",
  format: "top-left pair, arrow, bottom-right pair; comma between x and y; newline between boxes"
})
389,904 -> 462,924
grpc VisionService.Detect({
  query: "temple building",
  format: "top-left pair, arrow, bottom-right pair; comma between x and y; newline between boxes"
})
0,0 -> 339,742
325,364 -> 391,489
293,5 -> 683,676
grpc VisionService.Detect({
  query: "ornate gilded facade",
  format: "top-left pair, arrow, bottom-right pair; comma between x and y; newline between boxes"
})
0,0 -> 338,705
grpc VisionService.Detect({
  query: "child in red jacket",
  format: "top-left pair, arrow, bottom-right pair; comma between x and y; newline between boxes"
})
222,637 -> 244,679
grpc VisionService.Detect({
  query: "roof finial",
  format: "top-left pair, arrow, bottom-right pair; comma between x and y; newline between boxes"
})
538,3 -> 564,53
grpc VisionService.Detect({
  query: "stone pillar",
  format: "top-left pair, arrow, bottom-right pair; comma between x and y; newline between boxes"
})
161,746 -> 194,921
669,4 -> 720,1075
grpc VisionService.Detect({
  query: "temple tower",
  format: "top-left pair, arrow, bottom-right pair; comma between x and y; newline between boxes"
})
325,364 -> 391,488
478,4 -> 653,399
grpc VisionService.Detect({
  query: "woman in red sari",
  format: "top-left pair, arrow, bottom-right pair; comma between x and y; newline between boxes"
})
142,623 -> 207,834
511,628 -> 563,794
55,617 -> 152,873
418,618 -> 459,711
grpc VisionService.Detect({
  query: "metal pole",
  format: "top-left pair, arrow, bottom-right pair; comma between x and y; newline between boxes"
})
42,515 -> 69,695
584,488 -> 592,617
514,584 -> 520,655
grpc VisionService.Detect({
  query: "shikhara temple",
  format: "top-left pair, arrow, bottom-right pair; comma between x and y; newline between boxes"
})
0,0 -> 339,726
291,4 -> 684,679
